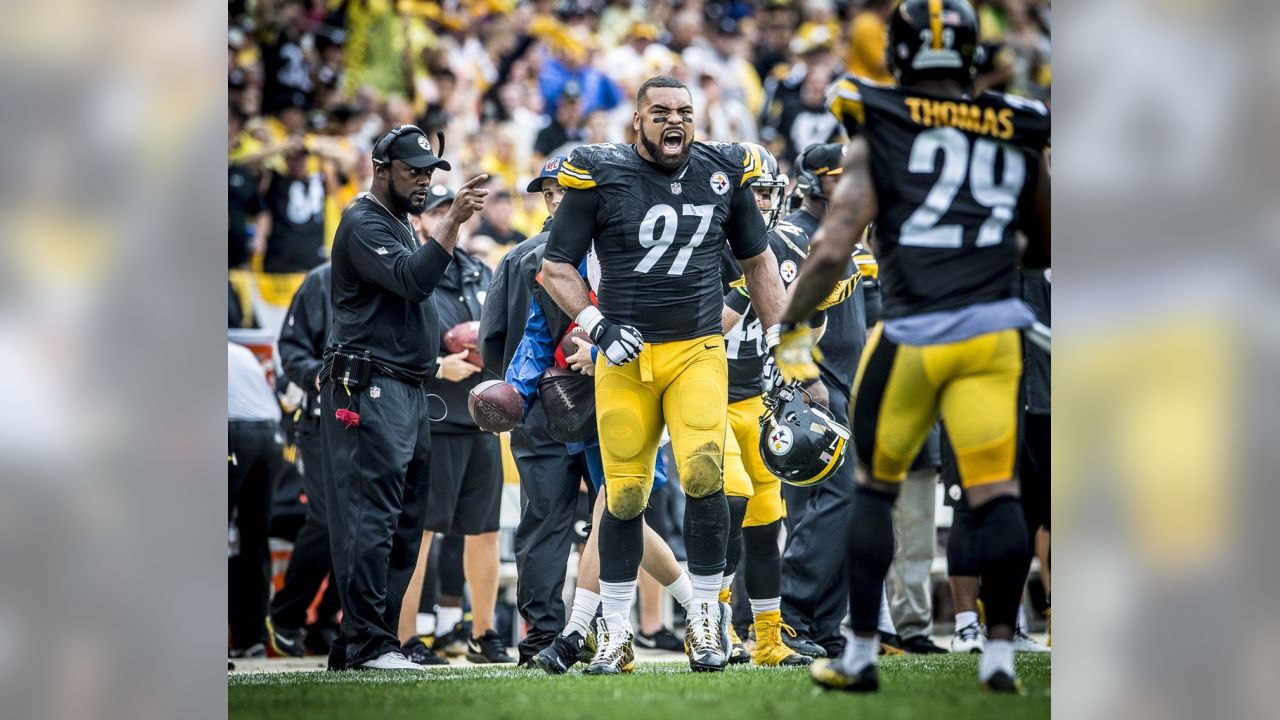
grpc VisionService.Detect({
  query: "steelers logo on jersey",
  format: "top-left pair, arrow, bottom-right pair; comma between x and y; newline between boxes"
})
780,260 -> 798,283
767,426 -> 794,455
710,171 -> 730,195
417,135 -> 429,150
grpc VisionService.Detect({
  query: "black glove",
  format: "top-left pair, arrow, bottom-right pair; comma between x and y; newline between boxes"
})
580,308 -> 643,366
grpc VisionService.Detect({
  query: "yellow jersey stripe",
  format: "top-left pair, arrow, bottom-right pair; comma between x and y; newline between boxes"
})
826,78 -> 865,128
929,0 -> 944,50
557,172 -> 597,190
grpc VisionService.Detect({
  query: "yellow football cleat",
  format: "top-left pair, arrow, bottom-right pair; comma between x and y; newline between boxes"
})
718,588 -> 749,664
751,610 -> 813,667
810,658 -> 879,692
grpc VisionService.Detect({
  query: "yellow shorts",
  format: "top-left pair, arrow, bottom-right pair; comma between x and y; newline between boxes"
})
852,324 -> 1022,488
595,335 -> 729,519
723,395 -> 785,527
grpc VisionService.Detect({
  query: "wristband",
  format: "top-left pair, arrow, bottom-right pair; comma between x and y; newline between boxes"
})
576,305 -> 605,337
764,324 -> 781,350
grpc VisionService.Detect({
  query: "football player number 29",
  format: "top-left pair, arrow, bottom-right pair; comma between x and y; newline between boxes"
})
900,127 -> 1026,248
635,203 -> 715,275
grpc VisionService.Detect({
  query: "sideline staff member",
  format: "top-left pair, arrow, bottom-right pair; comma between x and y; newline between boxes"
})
321,125 -> 487,671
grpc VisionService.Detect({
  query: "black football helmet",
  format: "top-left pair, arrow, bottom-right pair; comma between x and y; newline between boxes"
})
758,384 -> 850,487
886,0 -> 983,90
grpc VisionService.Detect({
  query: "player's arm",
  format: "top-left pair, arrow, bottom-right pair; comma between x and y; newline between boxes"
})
774,137 -> 878,382
1019,153 -> 1052,269
726,186 -> 785,331
782,136 -> 878,325
542,188 -> 643,365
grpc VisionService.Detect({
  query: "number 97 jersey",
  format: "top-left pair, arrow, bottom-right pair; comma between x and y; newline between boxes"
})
826,74 -> 1051,320
557,142 -> 768,342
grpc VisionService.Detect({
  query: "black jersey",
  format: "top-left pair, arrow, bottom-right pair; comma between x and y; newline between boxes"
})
545,142 -> 769,342
827,74 -> 1051,320
723,221 -> 810,403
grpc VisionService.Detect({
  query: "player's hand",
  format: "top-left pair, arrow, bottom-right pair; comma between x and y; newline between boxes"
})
438,350 -> 481,382
444,174 -> 490,225
567,337 -> 595,376
761,353 -> 785,394
772,322 -> 823,383
587,317 -> 643,366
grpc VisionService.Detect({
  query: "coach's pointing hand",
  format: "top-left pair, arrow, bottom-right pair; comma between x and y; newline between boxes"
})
443,174 -> 490,225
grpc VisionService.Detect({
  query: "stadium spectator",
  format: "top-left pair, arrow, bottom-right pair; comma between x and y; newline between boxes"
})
473,188 -> 527,248
256,0 -> 318,115
534,82 -> 586,157
253,139 -> 328,273
846,0 -> 895,84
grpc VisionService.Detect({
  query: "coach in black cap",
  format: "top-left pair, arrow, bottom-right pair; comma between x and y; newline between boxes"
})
320,124 -> 488,671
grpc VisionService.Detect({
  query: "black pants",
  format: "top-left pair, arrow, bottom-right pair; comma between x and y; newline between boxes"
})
779,386 -> 856,652
270,426 -> 341,631
228,420 -> 283,651
322,377 -> 432,667
510,400 -> 587,659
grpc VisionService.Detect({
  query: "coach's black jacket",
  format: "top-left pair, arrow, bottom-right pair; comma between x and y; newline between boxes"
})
278,262 -> 332,427
426,247 -> 494,434
479,216 -> 553,375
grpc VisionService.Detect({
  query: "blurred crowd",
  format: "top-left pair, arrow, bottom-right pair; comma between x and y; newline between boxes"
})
228,0 -> 1051,325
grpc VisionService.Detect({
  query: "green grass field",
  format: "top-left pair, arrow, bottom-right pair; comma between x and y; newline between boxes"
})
229,655 -> 1050,720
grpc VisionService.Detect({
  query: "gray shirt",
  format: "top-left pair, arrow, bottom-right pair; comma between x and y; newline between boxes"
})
228,342 -> 281,422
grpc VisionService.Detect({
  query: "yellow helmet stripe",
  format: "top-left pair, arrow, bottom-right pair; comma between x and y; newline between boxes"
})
929,0 -> 944,50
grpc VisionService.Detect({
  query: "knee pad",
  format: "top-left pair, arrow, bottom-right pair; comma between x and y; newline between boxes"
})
597,402 -> 646,461
605,469 -> 650,521
677,378 -> 723,431
680,441 -> 724,498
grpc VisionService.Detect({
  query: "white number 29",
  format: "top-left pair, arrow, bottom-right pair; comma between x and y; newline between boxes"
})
634,203 -> 715,275
899,127 -> 1026,249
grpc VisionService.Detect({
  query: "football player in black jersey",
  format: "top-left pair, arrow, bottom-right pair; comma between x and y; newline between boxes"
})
774,0 -> 1051,694
541,76 -> 788,674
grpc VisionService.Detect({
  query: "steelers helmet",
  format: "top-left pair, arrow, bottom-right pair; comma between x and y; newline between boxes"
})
759,384 -> 850,487
740,142 -> 789,230
886,0 -> 983,90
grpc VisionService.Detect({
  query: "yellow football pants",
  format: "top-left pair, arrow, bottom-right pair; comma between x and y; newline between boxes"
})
852,324 -> 1022,487
723,395 -> 785,527
595,335 -> 728,520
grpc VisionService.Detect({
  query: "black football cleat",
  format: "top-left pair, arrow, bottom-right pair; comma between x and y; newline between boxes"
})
782,629 -> 828,658
403,637 -> 450,666
266,618 -> 305,658
981,671 -> 1025,694
635,627 -> 685,652
810,658 -> 879,692
531,632 -> 587,675
901,634 -> 949,655
467,629 -> 516,664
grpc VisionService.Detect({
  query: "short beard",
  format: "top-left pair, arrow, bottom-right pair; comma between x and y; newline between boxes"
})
640,132 -> 691,170
388,177 -> 428,215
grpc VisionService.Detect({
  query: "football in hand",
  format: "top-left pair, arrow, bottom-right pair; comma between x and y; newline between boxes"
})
556,326 -> 593,367
468,380 -> 523,433
444,320 -> 483,368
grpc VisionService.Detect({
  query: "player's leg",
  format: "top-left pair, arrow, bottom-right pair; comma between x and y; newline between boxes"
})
637,457 -> 696,652
588,357 -> 664,674
534,467 -> 604,675
720,413 -> 754,663
661,337 -> 731,671
812,326 -> 939,692
938,329 -> 1028,691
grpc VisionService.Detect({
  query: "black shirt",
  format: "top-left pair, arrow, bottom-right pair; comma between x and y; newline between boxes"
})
828,74 -> 1051,320
425,248 -> 494,433
1020,268 -> 1051,414
328,196 -> 454,382
262,170 -> 327,274
228,164 -> 261,268
474,218 -> 527,247
279,262 -> 331,424
544,142 -> 769,342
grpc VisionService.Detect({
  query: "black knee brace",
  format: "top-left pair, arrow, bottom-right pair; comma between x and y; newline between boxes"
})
725,495 -> 748,578
684,490 -> 729,577
847,485 -> 897,633
974,496 -> 1031,632
598,508 -> 644,584
742,520 -> 782,600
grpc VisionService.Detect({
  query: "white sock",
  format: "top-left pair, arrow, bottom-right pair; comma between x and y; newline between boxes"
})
416,613 -> 436,636
599,579 -> 637,626
979,639 -> 1015,680
436,606 -> 463,633
689,572 -> 723,605
562,588 -> 601,637
749,597 -> 781,616
956,610 -> 979,629
721,572 -> 735,591
840,631 -> 879,673
877,585 -> 897,635
664,573 -> 695,613
1016,605 -> 1028,634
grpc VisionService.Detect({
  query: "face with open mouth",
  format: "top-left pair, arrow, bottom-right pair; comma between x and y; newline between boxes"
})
636,86 -> 694,170
387,162 -> 434,214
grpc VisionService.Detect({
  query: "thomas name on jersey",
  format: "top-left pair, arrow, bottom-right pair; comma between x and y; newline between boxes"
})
902,97 -> 1015,140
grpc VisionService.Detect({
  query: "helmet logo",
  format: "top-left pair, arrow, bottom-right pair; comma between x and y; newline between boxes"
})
767,426 -> 794,455
780,260 -> 798,283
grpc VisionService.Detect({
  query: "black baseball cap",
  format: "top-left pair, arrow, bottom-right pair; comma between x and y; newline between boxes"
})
379,130 -> 452,171
799,143 -> 844,176
424,184 -> 455,211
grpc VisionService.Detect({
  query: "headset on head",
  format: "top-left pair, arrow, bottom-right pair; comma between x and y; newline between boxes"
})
372,124 -> 447,168
793,146 -> 824,201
